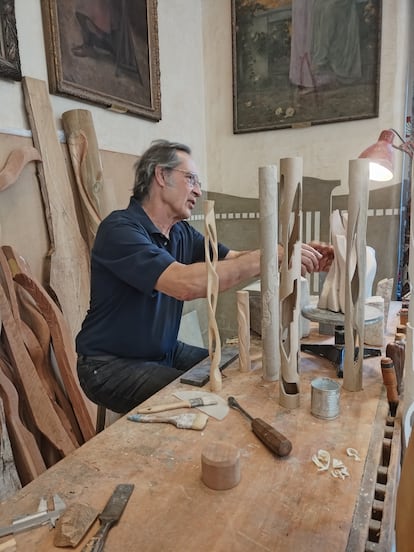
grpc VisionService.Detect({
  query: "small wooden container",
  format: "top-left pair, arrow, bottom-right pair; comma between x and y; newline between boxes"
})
201,441 -> 240,490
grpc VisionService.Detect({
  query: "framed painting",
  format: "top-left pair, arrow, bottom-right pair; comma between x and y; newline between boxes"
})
0,0 -> 22,81
41,0 -> 161,121
231,0 -> 382,133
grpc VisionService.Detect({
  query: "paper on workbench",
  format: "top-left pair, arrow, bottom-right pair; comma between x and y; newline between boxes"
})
173,390 -> 229,420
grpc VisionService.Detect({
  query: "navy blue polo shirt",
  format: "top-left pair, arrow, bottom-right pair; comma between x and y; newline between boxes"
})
76,197 -> 229,361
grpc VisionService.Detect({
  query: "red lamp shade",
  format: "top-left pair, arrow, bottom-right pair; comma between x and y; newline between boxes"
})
359,130 -> 395,182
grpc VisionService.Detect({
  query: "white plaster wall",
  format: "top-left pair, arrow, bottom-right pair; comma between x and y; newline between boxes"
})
0,0 -> 207,178
202,0 -> 409,196
0,0 -> 409,198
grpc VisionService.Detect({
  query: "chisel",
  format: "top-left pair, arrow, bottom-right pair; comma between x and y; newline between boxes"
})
228,396 -> 292,457
380,357 -> 399,417
82,484 -> 134,552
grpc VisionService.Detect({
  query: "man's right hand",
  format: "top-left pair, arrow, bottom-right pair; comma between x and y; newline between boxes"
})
300,242 -> 334,276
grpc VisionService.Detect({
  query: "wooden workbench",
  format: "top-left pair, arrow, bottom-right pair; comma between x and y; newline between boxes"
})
0,312 -> 401,551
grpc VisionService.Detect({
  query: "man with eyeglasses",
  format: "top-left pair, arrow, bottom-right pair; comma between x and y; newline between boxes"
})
76,139 -> 333,414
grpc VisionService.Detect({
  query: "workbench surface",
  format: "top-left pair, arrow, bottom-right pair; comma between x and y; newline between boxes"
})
0,311 -> 401,551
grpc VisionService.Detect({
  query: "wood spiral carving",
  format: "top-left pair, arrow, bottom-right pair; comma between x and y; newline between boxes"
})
203,200 -> 222,392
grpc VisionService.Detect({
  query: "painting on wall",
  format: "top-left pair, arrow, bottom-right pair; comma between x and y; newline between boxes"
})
231,0 -> 382,133
41,0 -> 161,121
0,0 -> 22,81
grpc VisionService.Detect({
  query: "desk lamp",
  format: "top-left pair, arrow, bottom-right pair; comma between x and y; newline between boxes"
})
361,128 -> 414,433
359,129 -> 396,182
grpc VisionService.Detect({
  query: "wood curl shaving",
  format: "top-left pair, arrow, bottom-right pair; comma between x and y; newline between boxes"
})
311,449 -> 330,471
331,459 -> 350,480
312,450 -> 350,479
346,447 -> 361,461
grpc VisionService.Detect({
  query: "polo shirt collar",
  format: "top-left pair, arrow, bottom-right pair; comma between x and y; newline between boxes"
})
128,197 -> 178,241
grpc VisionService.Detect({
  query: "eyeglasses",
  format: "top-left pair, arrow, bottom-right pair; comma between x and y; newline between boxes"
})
170,168 -> 202,189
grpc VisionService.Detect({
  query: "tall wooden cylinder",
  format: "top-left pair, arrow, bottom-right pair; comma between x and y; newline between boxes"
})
278,157 -> 302,409
259,165 -> 280,381
343,159 -> 369,392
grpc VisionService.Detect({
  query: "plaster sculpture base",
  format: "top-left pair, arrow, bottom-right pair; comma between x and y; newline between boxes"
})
301,304 -> 383,377
364,296 -> 385,347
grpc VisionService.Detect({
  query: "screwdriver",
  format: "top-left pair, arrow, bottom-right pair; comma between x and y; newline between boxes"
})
228,396 -> 292,457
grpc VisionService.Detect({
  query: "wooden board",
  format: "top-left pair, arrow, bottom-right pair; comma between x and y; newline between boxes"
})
0,398 -> 21,500
3,245 -> 96,437
61,109 -> 114,250
12,272 -> 94,442
0,357 -> 46,485
0,285 -> 76,457
21,77 -> 91,342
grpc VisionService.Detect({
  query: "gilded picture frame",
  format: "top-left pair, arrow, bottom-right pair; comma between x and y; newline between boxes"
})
41,0 -> 161,121
0,0 -> 22,81
231,0 -> 382,133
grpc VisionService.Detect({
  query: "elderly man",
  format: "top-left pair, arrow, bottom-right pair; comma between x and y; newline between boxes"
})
76,139 -> 333,413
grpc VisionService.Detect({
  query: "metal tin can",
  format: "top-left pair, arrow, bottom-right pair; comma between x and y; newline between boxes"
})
311,377 -> 340,420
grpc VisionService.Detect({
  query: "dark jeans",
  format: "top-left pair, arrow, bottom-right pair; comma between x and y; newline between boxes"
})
77,341 -> 209,414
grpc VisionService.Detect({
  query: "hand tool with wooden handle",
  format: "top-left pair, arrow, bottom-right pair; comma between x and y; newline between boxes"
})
128,412 -> 209,430
82,484 -> 134,552
135,396 -> 217,414
228,396 -> 292,457
380,357 -> 399,417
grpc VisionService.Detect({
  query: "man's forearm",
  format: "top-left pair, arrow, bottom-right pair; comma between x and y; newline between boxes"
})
217,249 -> 261,291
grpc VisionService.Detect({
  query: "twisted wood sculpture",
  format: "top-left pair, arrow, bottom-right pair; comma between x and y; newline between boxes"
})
278,158 -> 302,409
203,200 -> 222,392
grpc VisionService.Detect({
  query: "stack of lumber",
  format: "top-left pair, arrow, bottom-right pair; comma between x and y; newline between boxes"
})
0,245 -> 94,496
0,79 -> 113,496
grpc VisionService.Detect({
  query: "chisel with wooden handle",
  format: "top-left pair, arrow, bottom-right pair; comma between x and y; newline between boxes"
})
228,396 -> 292,457
82,484 -> 134,552
135,396 -> 217,414
380,357 -> 399,417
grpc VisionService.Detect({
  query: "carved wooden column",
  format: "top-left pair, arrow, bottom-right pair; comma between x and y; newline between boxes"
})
237,290 -> 251,372
343,159 -> 369,392
62,109 -> 115,251
279,158 -> 302,408
259,166 -> 280,381
203,200 -> 222,392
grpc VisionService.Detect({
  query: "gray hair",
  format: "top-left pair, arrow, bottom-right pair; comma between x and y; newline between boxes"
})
132,139 -> 192,202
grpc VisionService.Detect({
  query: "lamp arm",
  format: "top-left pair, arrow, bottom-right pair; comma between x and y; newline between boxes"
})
389,128 -> 414,158
393,143 -> 414,159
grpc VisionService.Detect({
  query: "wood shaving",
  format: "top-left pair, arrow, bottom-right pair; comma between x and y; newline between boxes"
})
346,447 -> 361,461
331,466 -> 350,480
312,449 -> 330,471
312,451 -> 351,480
